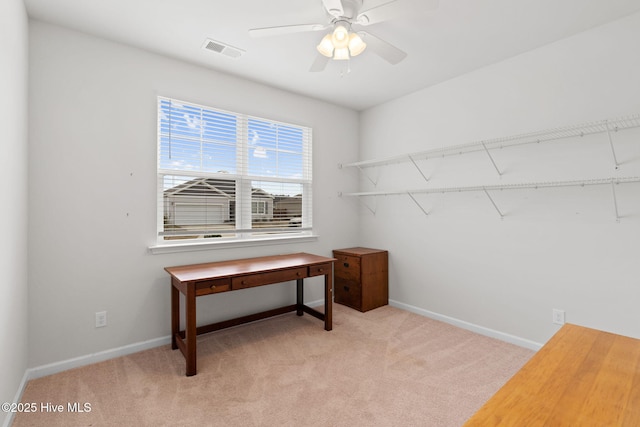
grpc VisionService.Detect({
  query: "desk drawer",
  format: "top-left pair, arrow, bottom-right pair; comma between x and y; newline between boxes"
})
195,279 -> 231,296
308,263 -> 332,277
232,267 -> 307,290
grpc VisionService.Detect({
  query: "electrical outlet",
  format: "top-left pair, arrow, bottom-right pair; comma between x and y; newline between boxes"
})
95,311 -> 107,328
552,309 -> 565,325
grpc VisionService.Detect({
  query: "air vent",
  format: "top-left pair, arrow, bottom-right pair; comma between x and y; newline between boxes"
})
202,39 -> 244,58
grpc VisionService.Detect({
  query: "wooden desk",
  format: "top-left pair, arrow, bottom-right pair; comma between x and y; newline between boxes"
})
464,324 -> 640,426
165,253 -> 335,376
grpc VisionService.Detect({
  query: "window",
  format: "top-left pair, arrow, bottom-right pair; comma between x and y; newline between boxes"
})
156,97 -> 312,245
252,201 -> 267,215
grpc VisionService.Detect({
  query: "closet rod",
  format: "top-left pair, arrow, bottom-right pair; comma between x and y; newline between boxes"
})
341,114 -> 640,169
341,176 -> 640,198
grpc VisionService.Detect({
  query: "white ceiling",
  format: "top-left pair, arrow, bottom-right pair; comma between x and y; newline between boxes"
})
24,0 -> 640,111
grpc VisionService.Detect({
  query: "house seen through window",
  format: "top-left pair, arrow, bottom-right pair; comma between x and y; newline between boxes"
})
157,97 -> 312,243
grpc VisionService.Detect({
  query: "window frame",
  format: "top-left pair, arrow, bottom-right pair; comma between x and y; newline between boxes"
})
150,97 -> 315,253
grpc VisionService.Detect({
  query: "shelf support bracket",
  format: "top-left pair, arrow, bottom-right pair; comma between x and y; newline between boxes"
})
605,122 -> 620,170
482,142 -> 503,176
611,180 -> 620,222
483,188 -> 504,219
356,165 -> 379,187
407,192 -> 429,216
356,195 -> 377,215
408,155 -> 429,183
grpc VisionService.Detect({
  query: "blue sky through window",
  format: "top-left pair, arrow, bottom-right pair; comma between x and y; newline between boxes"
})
159,99 -> 238,174
159,98 -> 309,197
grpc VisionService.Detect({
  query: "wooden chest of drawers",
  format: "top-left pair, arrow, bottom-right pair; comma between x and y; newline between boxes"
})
333,247 -> 388,312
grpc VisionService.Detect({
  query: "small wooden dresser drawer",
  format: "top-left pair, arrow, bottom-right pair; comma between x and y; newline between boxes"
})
232,267 -> 307,290
195,279 -> 231,296
334,254 -> 361,281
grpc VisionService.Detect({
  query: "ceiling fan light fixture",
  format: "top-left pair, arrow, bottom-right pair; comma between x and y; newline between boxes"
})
333,47 -> 350,60
331,24 -> 350,49
315,19 -> 370,63
348,32 -> 366,56
317,34 -> 335,57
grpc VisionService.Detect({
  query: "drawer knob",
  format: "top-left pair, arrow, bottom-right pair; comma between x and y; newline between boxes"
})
210,285 -> 216,290
318,268 -> 323,272
343,285 -> 349,292
343,262 -> 349,268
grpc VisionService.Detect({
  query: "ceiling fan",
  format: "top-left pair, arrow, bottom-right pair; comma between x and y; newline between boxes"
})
249,0 -> 439,72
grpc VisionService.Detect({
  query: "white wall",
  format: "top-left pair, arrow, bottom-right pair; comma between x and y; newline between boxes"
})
358,12 -> 640,345
28,21 -> 359,368
0,0 -> 29,425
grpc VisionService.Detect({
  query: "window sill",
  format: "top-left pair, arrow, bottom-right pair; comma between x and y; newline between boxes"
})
148,233 -> 319,255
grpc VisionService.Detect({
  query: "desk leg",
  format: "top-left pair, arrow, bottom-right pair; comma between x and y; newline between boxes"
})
296,278 -> 304,316
171,279 -> 179,350
185,283 -> 197,376
325,272 -> 333,331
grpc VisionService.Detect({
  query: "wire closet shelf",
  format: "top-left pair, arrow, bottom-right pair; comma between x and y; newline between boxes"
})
339,114 -> 640,221
340,114 -> 640,170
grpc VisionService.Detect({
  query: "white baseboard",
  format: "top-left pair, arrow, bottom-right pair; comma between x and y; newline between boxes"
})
389,299 -> 543,351
306,298 -> 324,308
2,369 -> 30,427
27,335 -> 171,381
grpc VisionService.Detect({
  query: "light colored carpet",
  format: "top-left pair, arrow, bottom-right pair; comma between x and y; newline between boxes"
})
13,305 -> 533,426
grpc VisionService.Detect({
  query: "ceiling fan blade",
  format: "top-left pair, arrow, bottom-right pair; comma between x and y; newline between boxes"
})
360,31 -> 407,65
322,0 -> 344,18
310,54 -> 330,72
249,23 -> 328,38
356,0 -> 439,26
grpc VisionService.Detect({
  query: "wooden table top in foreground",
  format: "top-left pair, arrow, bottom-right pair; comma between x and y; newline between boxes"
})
464,323 -> 640,426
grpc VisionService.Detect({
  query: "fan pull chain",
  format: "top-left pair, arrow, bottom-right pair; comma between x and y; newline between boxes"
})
340,59 -> 352,78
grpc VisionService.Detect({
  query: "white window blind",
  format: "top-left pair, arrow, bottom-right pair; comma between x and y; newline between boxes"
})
157,97 -> 312,243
